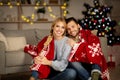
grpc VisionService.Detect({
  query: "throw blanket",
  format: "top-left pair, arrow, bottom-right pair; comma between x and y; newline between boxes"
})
24,36 -> 54,79
68,30 -> 110,80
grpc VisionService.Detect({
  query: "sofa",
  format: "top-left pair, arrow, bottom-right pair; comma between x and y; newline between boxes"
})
0,29 -> 50,75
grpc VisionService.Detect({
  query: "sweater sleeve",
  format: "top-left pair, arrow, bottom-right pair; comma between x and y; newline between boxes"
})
51,43 -> 71,71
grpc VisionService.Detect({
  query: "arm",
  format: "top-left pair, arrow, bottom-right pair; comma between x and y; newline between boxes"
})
24,44 -> 38,57
24,36 -> 48,57
51,43 -> 71,71
35,40 -> 71,72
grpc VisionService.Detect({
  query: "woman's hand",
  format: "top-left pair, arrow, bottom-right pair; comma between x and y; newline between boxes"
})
67,38 -> 76,47
34,56 -> 41,64
34,55 -> 52,66
39,55 -> 52,66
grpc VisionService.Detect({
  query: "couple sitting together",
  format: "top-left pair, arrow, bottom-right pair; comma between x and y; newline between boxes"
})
24,17 -> 110,80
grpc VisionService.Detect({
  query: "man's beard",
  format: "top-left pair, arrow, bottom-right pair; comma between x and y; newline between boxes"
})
69,30 -> 79,38
68,35 -> 76,39
67,30 -> 80,42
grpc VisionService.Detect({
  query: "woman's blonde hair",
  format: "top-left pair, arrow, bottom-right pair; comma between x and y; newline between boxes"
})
50,17 -> 67,36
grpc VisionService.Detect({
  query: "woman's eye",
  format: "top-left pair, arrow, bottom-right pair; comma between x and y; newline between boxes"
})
56,25 -> 59,27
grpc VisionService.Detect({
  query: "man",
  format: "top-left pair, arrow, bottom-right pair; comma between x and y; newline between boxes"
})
66,17 -> 110,80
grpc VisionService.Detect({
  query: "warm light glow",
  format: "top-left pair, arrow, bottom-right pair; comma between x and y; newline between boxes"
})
31,14 -> 35,19
102,32 -> 105,36
23,18 -> 27,21
30,22 -> 33,24
36,3 -> 39,6
63,3 -> 67,6
16,2 -> 20,6
26,19 -> 30,22
50,13 -> 53,17
21,15 -> 25,18
64,10 -> 67,14
48,6 -> 52,12
63,13 -> 66,17
0,2 -> 3,5
43,2 -> 46,6
9,5 -> 13,8
34,6 -> 38,9
7,2 -> 11,5
1,1 -> 69,21
61,6 -> 66,10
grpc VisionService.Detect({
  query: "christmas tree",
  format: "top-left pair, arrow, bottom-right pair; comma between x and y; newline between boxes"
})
79,0 -> 120,46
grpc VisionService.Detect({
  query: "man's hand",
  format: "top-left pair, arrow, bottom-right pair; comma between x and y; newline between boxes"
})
67,38 -> 76,47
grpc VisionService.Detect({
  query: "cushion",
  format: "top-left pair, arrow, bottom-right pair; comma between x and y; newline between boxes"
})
0,29 -> 37,45
0,30 -> 24,37
35,29 -> 50,43
23,29 -> 37,45
6,37 -> 27,51
0,32 -> 8,50
6,51 -> 26,67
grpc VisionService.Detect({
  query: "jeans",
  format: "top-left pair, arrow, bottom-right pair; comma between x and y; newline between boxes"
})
31,68 -> 76,80
69,62 -> 101,80
48,68 -> 76,80
31,70 -> 39,80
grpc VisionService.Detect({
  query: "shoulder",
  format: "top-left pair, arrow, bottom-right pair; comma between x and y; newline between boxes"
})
63,36 -> 71,40
62,36 -> 71,44
63,36 -> 72,48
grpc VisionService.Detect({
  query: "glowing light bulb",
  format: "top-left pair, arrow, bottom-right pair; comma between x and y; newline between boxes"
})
34,6 -> 38,9
43,2 -> 46,6
30,22 -> 33,24
7,2 -> 11,5
0,2 -> 3,5
16,2 -> 20,6
9,5 -> 13,8
26,19 -> 30,22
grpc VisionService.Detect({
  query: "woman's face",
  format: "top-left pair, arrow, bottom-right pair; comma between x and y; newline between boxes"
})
53,21 -> 66,39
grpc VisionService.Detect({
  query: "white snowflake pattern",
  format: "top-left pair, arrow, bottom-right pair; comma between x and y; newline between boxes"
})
101,69 -> 110,80
88,43 -> 103,57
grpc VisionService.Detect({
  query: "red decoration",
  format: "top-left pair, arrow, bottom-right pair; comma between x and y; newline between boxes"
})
107,54 -> 115,68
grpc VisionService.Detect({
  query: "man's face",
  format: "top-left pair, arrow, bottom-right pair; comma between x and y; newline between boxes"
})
66,21 -> 80,37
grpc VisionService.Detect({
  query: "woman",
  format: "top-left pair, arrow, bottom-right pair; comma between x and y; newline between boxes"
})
24,17 -> 76,80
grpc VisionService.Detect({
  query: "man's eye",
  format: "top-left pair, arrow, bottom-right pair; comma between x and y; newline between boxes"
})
62,26 -> 65,29
72,26 -> 74,28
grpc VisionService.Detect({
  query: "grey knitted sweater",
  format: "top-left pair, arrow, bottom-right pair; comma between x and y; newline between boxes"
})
51,36 -> 71,71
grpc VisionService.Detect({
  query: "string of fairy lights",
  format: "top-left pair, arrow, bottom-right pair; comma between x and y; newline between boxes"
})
0,1 -> 69,24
